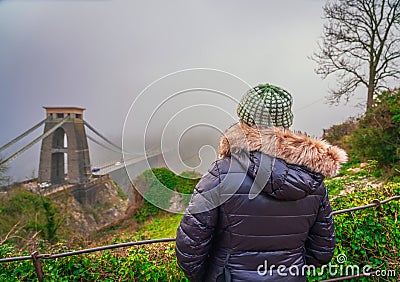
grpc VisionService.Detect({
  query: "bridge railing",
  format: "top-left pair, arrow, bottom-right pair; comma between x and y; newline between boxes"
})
0,195 -> 399,282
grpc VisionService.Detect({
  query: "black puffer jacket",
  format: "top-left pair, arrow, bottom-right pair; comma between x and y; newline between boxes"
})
176,123 -> 347,282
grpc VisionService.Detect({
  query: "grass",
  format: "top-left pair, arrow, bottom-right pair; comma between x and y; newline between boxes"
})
137,212 -> 183,240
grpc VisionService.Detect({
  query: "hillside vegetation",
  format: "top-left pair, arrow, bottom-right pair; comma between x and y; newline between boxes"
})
132,168 -> 200,223
0,188 -> 61,245
0,164 -> 399,281
323,90 -> 400,177
0,178 -> 128,250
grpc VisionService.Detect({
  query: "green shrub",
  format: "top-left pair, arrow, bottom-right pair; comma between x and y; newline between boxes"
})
322,117 -> 358,149
0,188 -> 62,247
133,168 -> 199,222
350,90 -> 400,176
323,90 -> 400,177
133,203 -> 160,224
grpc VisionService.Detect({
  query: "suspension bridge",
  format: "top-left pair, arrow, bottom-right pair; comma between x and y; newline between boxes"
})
0,106 -> 166,188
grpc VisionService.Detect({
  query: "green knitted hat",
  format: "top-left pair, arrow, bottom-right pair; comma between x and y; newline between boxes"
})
237,83 -> 293,128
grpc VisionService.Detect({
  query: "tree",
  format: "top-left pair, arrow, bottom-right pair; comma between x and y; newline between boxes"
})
312,0 -> 400,110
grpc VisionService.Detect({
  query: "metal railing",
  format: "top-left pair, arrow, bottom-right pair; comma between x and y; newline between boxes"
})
0,195 -> 399,282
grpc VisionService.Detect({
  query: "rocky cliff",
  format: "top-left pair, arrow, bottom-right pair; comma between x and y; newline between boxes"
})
49,177 -> 129,235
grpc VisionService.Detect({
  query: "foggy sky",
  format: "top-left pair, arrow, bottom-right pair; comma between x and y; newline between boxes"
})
0,0 -> 364,180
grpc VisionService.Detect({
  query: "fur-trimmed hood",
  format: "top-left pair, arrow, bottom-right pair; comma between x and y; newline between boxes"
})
218,122 -> 348,177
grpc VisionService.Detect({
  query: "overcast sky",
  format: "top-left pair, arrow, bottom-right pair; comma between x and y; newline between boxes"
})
0,0 -> 365,180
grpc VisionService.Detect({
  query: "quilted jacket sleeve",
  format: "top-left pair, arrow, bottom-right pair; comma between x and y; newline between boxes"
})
175,162 -> 221,282
305,185 -> 336,266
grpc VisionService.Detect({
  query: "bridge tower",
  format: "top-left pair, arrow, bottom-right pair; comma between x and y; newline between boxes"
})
39,107 -> 91,184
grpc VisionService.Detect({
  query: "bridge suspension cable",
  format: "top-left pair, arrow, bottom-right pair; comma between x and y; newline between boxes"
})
87,135 -> 127,155
0,116 -> 69,166
0,116 -> 142,167
84,120 -> 137,156
0,118 -> 48,153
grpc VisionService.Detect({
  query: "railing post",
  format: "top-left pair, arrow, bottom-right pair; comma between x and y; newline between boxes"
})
31,251 -> 44,282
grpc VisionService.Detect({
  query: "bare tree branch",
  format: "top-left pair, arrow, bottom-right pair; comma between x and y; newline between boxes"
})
0,222 -> 24,245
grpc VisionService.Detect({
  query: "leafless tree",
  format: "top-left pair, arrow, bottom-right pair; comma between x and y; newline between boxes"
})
312,0 -> 400,111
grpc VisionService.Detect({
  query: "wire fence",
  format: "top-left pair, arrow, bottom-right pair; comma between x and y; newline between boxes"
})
0,195 -> 399,282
